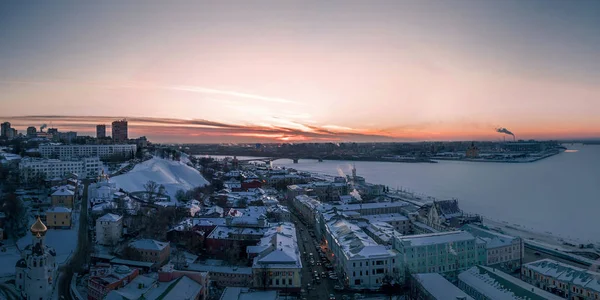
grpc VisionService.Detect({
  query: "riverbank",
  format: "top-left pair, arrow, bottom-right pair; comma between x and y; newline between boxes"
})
432,150 -> 561,163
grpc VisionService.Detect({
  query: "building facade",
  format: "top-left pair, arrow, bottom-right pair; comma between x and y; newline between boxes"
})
51,187 -> 75,208
392,231 -> 479,282
128,239 -> 171,266
20,157 -> 101,180
87,264 -> 140,300
522,258 -> 600,299
96,124 -> 106,138
111,119 -> 128,143
46,206 -> 72,229
39,144 -> 136,159
96,213 -> 123,246
325,218 -> 398,290
15,218 -> 58,300
462,224 -> 523,272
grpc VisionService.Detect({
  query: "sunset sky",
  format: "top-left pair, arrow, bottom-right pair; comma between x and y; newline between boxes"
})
1,1 -> 599,142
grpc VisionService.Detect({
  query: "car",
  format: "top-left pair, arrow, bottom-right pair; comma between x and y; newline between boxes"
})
316,262 -> 322,266
329,294 -> 336,300
334,285 -> 344,291
306,284 -> 312,290
329,275 -> 338,280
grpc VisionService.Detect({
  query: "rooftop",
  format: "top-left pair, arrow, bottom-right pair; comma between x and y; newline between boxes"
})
458,265 -> 563,300
396,231 -> 475,247
220,287 -> 278,300
46,206 -> 72,213
130,239 -> 169,251
412,273 -> 474,300
327,218 -> 397,260
98,213 -> 122,222
524,258 -> 600,292
52,188 -> 74,196
185,263 -> 252,275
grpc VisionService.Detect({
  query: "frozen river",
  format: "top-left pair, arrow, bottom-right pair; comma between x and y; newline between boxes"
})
270,144 -> 600,243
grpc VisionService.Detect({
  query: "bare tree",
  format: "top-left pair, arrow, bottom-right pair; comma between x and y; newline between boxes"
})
143,180 -> 159,201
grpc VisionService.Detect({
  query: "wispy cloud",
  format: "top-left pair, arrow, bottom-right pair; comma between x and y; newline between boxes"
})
163,85 -> 297,104
3,115 -> 400,143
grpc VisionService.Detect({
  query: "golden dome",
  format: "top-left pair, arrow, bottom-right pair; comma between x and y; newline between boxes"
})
30,217 -> 47,236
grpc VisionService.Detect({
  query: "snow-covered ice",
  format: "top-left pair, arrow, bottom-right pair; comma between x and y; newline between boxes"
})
111,157 -> 209,197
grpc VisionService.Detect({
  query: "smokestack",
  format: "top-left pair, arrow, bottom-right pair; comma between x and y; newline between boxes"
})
496,127 -> 515,141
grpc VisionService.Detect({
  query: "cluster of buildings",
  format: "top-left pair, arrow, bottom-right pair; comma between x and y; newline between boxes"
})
0,119 -> 129,142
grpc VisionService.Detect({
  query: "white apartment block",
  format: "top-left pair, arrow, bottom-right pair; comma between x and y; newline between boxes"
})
392,231 -> 479,282
20,157 -> 101,180
96,213 -> 123,246
462,224 -> 523,272
325,218 -> 398,290
40,144 -> 137,159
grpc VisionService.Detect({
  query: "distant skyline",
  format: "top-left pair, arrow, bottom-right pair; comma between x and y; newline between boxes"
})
1,1 -> 599,142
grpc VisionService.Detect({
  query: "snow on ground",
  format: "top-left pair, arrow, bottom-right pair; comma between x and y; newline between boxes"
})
0,211 -> 79,277
111,157 -> 209,197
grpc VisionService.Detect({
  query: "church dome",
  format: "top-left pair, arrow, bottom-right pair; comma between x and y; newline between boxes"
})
30,217 -> 48,236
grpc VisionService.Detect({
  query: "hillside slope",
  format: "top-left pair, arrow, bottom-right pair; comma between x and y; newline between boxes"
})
112,157 -> 209,197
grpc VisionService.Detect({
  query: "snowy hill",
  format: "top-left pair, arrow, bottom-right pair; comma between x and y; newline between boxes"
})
111,157 -> 209,197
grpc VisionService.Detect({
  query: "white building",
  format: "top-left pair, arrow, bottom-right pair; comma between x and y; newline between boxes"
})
15,218 -> 58,300
89,171 -> 118,205
462,224 -> 523,272
20,157 -> 101,180
96,213 -> 123,246
361,213 -> 412,235
248,222 -> 303,292
392,231 -> 479,282
324,218 -> 398,290
40,144 -> 137,159
291,195 -> 323,225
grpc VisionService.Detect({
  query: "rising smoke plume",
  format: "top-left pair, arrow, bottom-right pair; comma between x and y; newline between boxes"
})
496,127 -> 515,141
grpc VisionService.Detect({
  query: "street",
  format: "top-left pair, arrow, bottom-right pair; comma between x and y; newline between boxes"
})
58,180 -> 91,300
290,211 -> 339,300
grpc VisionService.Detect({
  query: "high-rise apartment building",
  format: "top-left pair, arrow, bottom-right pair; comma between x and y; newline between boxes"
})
96,124 -> 106,138
1,122 -> 11,138
111,120 -> 128,142
26,126 -> 37,137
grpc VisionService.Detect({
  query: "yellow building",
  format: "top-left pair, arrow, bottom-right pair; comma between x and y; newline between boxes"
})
51,187 -> 75,208
46,207 -> 72,229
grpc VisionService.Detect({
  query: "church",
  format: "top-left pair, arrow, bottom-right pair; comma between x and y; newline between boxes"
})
15,217 -> 58,300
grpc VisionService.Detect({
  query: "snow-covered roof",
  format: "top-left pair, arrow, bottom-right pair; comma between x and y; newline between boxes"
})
326,218 -> 397,260
396,231 -> 475,247
220,287 -> 278,300
98,213 -> 123,222
207,226 -> 267,240
458,266 -> 563,300
143,276 -> 203,300
186,263 -> 252,275
46,206 -> 72,213
105,275 -> 156,300
361,213 -> 408,223
251,222 -> 301,269
129,239 -> 169,251
52,188 -> 74,196
524,259 -> 600,292
412,273 -> 474,300
462,224 -> 520,249
332,201 -> 408,212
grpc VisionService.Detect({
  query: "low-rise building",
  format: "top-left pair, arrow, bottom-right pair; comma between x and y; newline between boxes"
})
458,265 -> 563,300
249,223 -> 302,292
393,231 -> 479,282
96,213 -> 123,246
411,273 -> 474,300
51,187 -> 75,208
45,206 -> 72,229
331,201 -> 409,216
185,263 -> 252,287
88,264 -> 140,300
522,258 -> 600,299
128,239 -> 171,267
462,224 -> 523,272
291,195 -> 322,226
325,218 -> 398,290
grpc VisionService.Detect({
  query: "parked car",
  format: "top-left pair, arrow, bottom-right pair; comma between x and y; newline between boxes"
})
334,284 -> 344,291
329,294 -> 336,300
